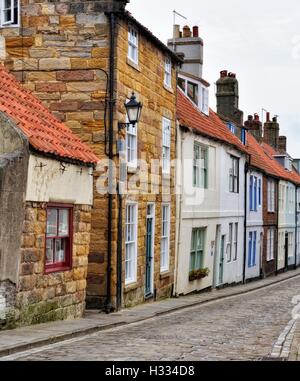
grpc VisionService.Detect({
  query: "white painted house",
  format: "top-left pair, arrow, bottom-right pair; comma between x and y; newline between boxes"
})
175,90 -> 247,295
245,168 -> 264,280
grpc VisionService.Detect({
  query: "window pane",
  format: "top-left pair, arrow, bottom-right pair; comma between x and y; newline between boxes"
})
58,209 -> 69,237
46,239 -> 54,264
55,238 -> 66,263
47,209 -> 58,237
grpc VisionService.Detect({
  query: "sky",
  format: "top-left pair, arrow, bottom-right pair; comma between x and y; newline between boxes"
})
127,0 -> 300,158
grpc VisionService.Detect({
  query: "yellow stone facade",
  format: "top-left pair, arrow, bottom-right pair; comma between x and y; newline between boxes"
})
0,1 -> 177,309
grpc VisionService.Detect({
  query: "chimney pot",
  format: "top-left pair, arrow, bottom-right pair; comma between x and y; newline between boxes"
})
182,25 -> 191,38
173,24 -> 180,39
193,26 -> 199,38
248,115 -> 253,121
273,116 -> 277,122
254,113 -> 259,121
220,70 -> 228,78
266,112 -> 270,122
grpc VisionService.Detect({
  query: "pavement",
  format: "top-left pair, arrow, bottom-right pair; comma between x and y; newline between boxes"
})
1,268 -> 300,359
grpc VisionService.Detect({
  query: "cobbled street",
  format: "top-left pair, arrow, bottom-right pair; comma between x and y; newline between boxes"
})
5,277 -> 300,361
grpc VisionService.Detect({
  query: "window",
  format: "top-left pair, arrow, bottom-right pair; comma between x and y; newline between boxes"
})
227,223 -> 233,262
249,175 -> 259,211
187,81 -> 198,105
162,117 -> 171,174
193,142 -> 208,188
201,87 -> 209,115
178,77 -> 186,92
128,25 -> 138,64
258,179 -> 262,207
0,0 -> 19,26
248,231 -> 257,268
267,228 -> 275,262
268,180 -> 275,212
229,156 -> 239,193
125,203 -> 138,285
288,232 -> 294,258
190,228 -> 205,272
233,223 -> 238,261
126,115 -> 137,168
161,204 -> 170,272
45,205 -> 72,273
241,128 -> 247,145
164,57 -> 172,88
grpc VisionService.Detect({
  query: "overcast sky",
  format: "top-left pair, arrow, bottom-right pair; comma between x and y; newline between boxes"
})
127,0 -> 300,157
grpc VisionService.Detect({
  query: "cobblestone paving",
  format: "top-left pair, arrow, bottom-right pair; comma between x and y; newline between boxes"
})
9,277 -> 300,361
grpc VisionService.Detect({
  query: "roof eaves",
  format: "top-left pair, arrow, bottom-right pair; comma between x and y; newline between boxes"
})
115,11 -> 183,65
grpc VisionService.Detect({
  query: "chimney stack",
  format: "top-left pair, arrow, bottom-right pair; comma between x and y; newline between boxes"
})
263,114 -> 280,149
216,70 -> 244,126
278,136 -> 287,152
167,24 -> 204,79
244,113 -> 262,141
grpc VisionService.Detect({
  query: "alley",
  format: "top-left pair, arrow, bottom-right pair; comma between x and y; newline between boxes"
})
4,276 -> 300,361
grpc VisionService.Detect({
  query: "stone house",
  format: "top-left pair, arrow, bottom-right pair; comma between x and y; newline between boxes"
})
0,0 -> 181,310
0,65 -> 98,329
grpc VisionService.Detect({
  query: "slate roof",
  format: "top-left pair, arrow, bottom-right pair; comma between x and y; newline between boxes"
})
0,65 -> 99,165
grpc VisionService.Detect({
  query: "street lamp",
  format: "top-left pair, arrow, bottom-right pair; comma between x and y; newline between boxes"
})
118,92 -> 143,130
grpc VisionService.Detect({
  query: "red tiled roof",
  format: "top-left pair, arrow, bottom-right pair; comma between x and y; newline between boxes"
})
0,65 -> 98,165
177,89 -> 248,154
177,89 -> 300,185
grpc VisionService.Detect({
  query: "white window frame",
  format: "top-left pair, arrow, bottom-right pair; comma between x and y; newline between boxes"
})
268,179 -> 275,212
128,25 -> 138,64
227,223 -> 233,262
267,228 -> 275,261
164,56 -> 172,88
125,115 -> 138,169
0,0 -> 19,27
190,228 -> 205,272
229,156 -> 239,193
162,117 -> 171,175
125,203 -> 138,285
193,142 -> 208,189
233,223 -> 238,261
160,203 -> 170,273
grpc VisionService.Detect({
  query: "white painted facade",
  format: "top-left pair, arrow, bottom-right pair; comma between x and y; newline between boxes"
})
245,169 -> 264,280
278,180 -> 296,270
175,125 -> 246,295
26,154 -> 94,205
0,286 -> 5,321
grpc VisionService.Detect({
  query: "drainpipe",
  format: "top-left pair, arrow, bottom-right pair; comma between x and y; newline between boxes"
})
116,182 -> 123,310
104,11 -> 117,314
243,160 -> 249,284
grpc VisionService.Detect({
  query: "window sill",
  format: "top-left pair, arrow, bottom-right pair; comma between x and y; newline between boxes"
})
267,259 -> 275,263
163,84 -> 174,94
127,57 -> 141,72
45,266 -> 72,275
124,281 -> 139,293
160,271 -> 171,280
127,165 -> 138,174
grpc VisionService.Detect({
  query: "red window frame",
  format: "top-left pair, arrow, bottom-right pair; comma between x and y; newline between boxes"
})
44,203 -> 73,274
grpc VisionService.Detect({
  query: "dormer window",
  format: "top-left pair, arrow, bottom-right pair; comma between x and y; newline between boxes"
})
187,81 -> 198,105
201,86 -> 209,116
0,0 -> 19,27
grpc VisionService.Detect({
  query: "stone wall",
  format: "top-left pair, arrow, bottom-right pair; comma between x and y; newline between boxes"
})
116,17 -> 177,307
10,202 -> 91,328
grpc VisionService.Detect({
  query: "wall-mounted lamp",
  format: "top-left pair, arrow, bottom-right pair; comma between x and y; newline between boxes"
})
118,92 -> 143,130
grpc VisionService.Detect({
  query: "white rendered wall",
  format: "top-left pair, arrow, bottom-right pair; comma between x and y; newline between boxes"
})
26,154 -> 94,205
